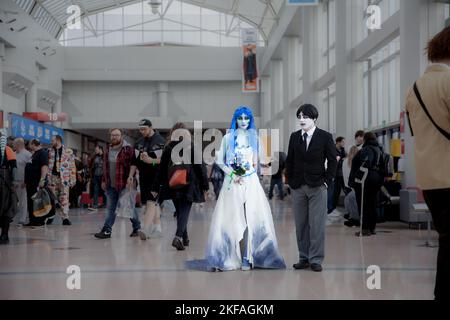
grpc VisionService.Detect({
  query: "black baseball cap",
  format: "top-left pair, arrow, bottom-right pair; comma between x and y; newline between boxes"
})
139,119 -> 152,128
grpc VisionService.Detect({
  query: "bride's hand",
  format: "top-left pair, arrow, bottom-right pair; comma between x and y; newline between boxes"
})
233,176 -> 243,185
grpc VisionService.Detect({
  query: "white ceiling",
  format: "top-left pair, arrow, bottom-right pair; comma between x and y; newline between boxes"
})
13,0 -> 285,40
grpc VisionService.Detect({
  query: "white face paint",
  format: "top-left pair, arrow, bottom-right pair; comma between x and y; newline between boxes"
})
298,113 -> 315,131
236,113 -> 250,130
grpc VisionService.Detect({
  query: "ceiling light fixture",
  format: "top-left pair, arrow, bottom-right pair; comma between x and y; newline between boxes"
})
148,0 -> 162,15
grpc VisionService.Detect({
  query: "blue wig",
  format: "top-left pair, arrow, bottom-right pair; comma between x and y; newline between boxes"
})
225,106 -> 259,164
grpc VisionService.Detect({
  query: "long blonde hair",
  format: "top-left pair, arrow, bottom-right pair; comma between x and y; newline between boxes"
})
347,145 -> 359,168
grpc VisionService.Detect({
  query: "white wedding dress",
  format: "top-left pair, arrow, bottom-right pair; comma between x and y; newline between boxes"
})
204,131 -> 286,271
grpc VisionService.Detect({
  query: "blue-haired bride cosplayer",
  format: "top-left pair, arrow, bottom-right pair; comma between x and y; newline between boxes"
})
205,106 -> 286,271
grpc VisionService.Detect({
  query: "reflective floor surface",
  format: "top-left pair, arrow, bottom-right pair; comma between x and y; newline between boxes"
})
0,198 -> 437,300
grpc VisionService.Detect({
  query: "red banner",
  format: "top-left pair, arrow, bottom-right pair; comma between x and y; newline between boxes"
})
23,112 -> 68,122
0,110 -> 3,129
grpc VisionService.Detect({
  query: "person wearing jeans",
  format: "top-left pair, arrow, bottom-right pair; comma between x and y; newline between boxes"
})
172,198 -> 193,246
152,123 -> 209,251
89,145 -> 104,211
103,186 -> 140,234
95,128 -> 141,239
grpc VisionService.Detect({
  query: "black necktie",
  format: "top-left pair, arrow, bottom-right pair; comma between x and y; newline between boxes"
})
303,133 -> 308,152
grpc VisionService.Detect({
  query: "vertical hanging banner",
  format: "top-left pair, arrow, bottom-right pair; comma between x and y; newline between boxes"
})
241,29 -> 259,93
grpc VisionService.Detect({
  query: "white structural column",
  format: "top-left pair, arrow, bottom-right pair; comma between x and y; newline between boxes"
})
300,7 -> 318,107
0,44 -> 3,125
261,76 -> 271,127
26,84 -> 38,113
54,96 -> 63,128
282,36 -> 299,149
270,60 -> 283,126
157,81 -> 169,118
334,0 -> 351,139
399,0 -> 427,189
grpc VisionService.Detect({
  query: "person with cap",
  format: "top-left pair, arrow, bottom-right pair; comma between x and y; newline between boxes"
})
285,104 -> 337,272
128,119 -> 166,240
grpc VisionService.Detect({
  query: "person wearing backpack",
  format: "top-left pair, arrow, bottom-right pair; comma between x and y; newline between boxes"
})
348,132 -> 385,237
405,26 -> 450,300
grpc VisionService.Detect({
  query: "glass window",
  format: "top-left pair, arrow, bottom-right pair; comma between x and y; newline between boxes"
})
59,0 -> 264,47
363,37 -> 400,129
317,0 -> 336,78
124,2 -> 142,30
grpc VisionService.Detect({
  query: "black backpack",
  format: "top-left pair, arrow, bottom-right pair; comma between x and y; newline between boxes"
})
369,146 -> 392,178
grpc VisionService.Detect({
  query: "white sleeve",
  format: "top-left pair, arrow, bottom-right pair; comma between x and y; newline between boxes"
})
216,134 -> 233,177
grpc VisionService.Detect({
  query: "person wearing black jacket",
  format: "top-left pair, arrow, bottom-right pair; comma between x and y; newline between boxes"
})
329,137 -> 347,213
286,104 -> 337,272
151,123 -> 209,251
24,139 -> 49,227
128,119 -> 166,240
348,132 -> 385,237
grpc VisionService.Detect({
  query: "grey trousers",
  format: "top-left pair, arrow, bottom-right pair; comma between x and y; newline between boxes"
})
292,184 -> 327,265
13,182 -> 28,224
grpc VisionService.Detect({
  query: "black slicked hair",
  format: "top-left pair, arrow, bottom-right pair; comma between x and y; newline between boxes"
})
296,104 -> 319,120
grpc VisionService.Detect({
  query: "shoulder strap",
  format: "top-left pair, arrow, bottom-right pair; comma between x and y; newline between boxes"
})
413,82 -> 450,140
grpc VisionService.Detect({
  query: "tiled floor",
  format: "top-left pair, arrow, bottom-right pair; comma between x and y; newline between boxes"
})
0,198 -> 437,300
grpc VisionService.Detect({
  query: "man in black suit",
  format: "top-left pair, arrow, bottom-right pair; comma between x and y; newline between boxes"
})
286,104 -> 337,272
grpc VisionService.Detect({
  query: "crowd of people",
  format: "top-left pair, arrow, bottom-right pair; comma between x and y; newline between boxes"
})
0,27 -> 448,300
0,116 -> 393,249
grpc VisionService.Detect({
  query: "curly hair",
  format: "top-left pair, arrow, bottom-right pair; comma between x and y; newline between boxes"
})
427,26 -> 450,62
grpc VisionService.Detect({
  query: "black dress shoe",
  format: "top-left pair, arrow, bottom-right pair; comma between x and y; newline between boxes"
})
24,222 -> 44,227
130,229 -> 140,237
94,230 -> 111,239
183,239 -> 190,247
293,261 -> 310,270
344,219 -> 360,228
0,234 -> 9,245
62,219 -> 72,226
311,264 -> 323,272
355,230 -> 371,237
172,237 -> 185,251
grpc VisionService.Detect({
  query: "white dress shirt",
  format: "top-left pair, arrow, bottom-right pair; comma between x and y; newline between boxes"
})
301,126 -> 317,151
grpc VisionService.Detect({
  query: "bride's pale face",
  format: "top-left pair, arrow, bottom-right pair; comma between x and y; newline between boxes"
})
236,113 -> 250,130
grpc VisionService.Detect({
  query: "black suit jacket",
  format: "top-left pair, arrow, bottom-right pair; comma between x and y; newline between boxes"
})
285,128 -> 337,189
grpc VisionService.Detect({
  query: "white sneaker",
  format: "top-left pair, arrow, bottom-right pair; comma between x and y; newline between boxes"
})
326,217 -> 335,226
150,224 -> 163,238
328,210 -> 342,217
